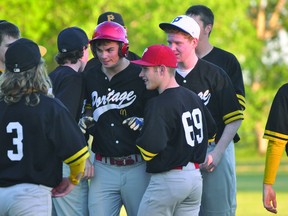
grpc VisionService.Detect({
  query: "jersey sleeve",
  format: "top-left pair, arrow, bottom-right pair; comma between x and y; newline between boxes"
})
48,101 -> 89,164
263,84 -> 288,143
203,104 -> 216,143
226,54 -> 246,110
217,71 -> 244,125
136,99 -> 167,161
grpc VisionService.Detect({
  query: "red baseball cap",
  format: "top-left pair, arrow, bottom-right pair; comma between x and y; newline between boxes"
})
132,44 -> 177,68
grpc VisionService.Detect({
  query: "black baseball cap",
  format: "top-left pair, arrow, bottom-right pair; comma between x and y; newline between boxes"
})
97,12 -> 125,26
57,27 -> 89,53
5,38 -> 41,73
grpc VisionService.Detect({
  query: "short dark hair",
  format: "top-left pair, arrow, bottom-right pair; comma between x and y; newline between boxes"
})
55,49 -> 85,65
0,21 -> 20,44
90,39 -> 123,58
185,5 -> 214,27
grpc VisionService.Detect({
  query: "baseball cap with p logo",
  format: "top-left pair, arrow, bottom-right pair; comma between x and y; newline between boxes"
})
159,15 -> 200,39
97,11 -> 125,26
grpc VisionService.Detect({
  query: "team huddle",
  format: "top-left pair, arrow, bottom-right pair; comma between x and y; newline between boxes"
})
1,3 -> 280,216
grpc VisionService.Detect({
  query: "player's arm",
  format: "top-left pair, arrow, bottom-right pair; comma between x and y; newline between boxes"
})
65,145 -> 90,184
52,146 -> 89,197
201,119 -> 242,172
136,145 -> 158,161
262,140 -> 286,214
136,101 -> 166,161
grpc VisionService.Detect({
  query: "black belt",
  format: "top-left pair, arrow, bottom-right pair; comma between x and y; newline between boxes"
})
95,153 -> 142,166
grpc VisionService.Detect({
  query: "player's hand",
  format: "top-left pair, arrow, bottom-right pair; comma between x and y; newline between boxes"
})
263,184 -> 277,214
200,148 -> 223,172
200,154 -> 213,171
82,158 -> 94,179
122,117 -> 144,131
78,116 -> 95,134
51,178 -> 75,197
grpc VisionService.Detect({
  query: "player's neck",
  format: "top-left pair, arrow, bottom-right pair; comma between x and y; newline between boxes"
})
62,60 -> 82,72
196,41 -> 213,59
158,77 -> 179,94
178,53 -> 198,71
102,58 -> 129,81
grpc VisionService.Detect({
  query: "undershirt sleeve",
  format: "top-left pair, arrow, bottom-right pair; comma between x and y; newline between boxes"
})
263,140 -> 286,184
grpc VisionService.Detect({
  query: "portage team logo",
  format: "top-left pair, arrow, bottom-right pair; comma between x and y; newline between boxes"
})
91,90 -> 136,121
198,90 -> 211,106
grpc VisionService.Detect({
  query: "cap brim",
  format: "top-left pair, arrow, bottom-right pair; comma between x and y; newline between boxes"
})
38,45 -> 47,57
131,59 -> 158,67
159,23 -> 190,35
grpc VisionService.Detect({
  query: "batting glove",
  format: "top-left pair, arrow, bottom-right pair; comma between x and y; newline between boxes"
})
78,116 -> 95,134
122,117 -> 144,131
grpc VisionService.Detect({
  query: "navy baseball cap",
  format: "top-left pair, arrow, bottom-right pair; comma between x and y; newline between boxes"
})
57,27 -> 89,53
5,38 -> 41,73
97,12 -> 125,26
132,44 -> 177,68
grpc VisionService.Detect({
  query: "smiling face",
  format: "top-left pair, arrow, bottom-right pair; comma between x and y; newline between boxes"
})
96,40 -> 121,68
139,66 -> 161,90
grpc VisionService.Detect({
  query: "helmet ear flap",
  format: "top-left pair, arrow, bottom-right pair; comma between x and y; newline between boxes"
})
119,42 -> 129,57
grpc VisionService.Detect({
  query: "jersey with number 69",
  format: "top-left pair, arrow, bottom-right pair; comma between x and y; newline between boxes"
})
175,59 -> 244,143
0,94 -> 89,187
136,86 -> 216,173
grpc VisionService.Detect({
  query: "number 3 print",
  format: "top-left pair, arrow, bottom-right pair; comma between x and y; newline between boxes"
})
7,122 -> 23,161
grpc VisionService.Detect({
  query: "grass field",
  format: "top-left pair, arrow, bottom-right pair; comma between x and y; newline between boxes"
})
120,158 -> 288,216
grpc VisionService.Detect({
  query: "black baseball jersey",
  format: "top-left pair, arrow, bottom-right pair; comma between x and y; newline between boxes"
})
136,86 -> 216,173
0,94 -> 89,187
175,59 -> 244,143
203,47 -> 245,110
49,66 -> 85,122
263,83 -> 288,143
84,62 -> 157,157
84,50 -> 140,72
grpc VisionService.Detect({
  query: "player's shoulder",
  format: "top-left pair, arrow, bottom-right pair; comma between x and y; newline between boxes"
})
127,51 -> 140,61
278,83 -> 288,91
49,66 -> 79,79
84,57 -> 102,73
197,58 -> 227,76
40,94 -> 69,111
125,61 -> 142,75
212,47 -> 238,59
275,83 -> 288,98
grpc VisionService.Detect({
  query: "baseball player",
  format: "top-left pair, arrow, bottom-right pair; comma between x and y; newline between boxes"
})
0,21 -> 46,74
185,5 -> 246,143
262,83 -> 288,214
0,38 -> 89,216
130,44 -> 216,216
85,11 -> 140,71
159,15 -> 244,216
0,21 -> 20,73
49,27 -> 94,216
81,21 -> 157,216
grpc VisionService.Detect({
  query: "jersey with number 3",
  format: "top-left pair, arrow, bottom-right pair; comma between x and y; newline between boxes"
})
136,86 -> 216,173
0,94 -> 89,187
